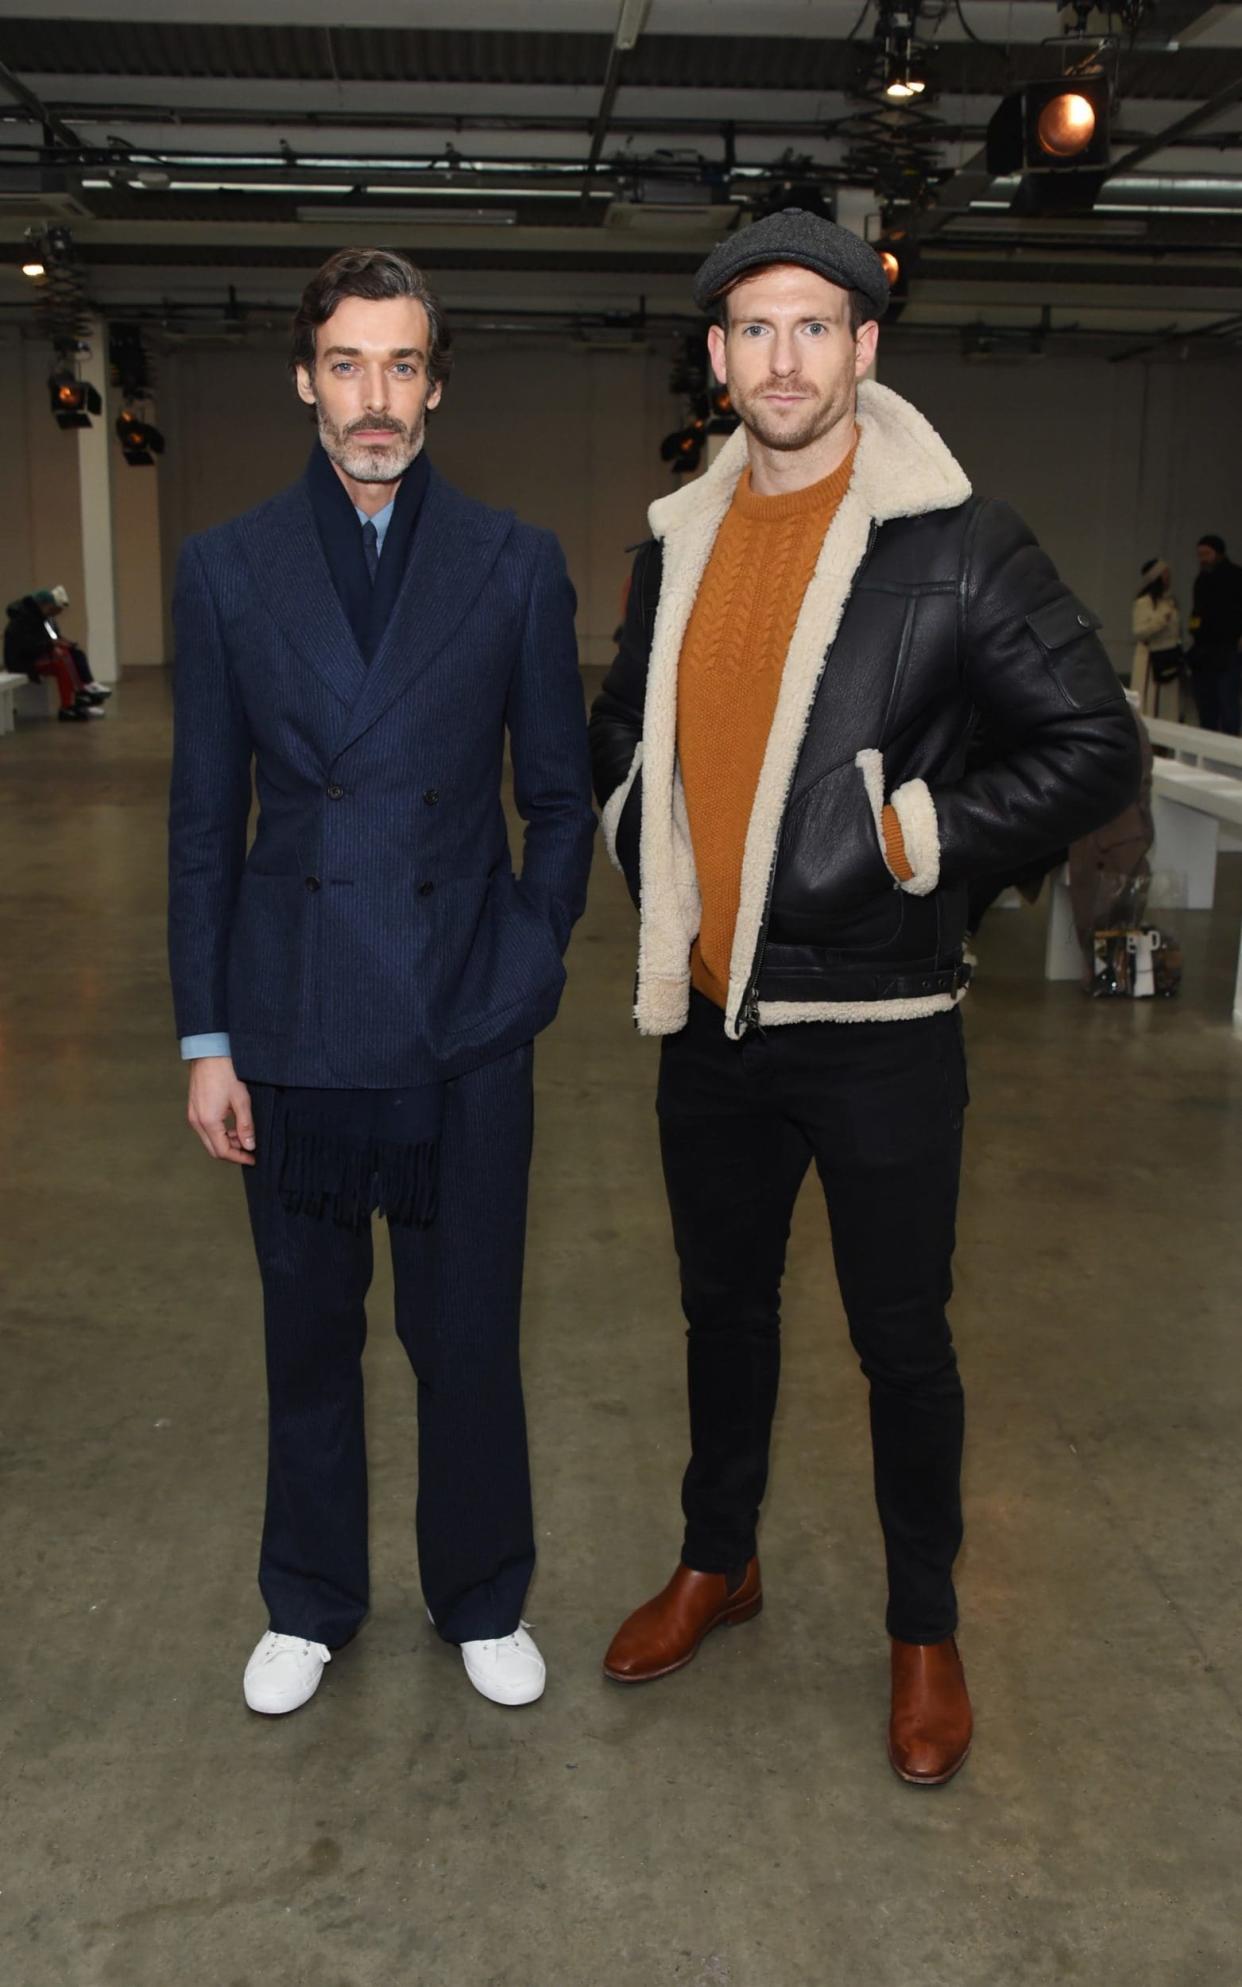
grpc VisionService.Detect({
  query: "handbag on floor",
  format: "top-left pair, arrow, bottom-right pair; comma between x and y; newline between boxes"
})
1090,925 -> 1182,999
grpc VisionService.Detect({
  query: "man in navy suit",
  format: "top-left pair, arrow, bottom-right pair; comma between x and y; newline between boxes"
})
168,249 -> 595,1715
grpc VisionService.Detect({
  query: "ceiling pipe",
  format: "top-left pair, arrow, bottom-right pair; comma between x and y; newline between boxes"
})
579,0 -> 653,216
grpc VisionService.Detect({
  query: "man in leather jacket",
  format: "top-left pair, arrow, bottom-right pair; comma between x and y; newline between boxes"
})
589,209 -> 1138,1785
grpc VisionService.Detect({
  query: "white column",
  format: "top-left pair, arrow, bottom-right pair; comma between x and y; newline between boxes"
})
835,187 -> 883,383
113,445 -> 165,667
76,315 -> 119,684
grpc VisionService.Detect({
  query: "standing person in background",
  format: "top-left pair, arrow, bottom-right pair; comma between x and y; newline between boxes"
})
1131,559 -> 1183,721
1187,535 -> 1242,734
168,248 -> 594,1720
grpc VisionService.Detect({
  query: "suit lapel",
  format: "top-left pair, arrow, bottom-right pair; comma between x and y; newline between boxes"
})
242,484 -> 369,713
332,471 -> 515,759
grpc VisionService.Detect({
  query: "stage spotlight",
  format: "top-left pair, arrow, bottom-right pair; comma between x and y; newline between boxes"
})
1035,91 -> 1096,159
116,410 -> 165,465
48,371 -> 102,429
659,428 -> 704,476
878,5 -> 928,102
871,230 -> 913,320
52,374 -> 84,412
883,55 -> 926,100
987,73 -> 1110,213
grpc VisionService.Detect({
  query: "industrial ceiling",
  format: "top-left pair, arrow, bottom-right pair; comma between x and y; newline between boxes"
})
3,0 -> 1242,361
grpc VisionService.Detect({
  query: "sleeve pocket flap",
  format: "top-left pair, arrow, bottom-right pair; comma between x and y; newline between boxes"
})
1026,595 -> 1103,651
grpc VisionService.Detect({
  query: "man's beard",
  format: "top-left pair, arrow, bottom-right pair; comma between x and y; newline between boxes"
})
315,403 -> 425,483
729,377 -> 841,454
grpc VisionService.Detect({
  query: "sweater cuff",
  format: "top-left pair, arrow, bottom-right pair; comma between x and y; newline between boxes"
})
881,804 -> 914,883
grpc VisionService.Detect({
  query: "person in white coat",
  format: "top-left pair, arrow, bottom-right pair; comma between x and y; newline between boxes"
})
1131,557 -> 1183,719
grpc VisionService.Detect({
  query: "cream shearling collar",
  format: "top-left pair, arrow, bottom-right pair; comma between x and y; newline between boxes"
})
648,378 -> 971,544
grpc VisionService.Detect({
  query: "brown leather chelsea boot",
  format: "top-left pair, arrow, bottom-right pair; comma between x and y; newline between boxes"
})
888,1636 -> 973,1786
603,1559 -> 762,1683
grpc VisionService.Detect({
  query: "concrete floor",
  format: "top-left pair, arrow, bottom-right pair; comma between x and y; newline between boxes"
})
4,671 -> 1242,1987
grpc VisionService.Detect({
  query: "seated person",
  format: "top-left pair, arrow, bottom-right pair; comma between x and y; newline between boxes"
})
4,587 -> 109,722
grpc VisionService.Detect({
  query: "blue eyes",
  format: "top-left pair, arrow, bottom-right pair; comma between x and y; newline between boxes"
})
330,363 -> 416,377
741,324 -> 827,337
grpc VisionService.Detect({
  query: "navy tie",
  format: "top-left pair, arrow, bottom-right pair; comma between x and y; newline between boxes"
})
361,518 -> 379,583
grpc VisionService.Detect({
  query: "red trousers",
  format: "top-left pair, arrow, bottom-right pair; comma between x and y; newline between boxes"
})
36,640 -> 84,712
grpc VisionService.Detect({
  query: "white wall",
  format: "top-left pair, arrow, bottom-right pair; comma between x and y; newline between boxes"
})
0,329 -> 86,633
0,327 -> 166,669
9,318 -> 1242,682
113,454 -> 165,667
880,349 -> 1242,676
156,332 -> 678,668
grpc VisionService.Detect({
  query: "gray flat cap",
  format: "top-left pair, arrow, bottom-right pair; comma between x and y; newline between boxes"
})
692,207 -> 891,319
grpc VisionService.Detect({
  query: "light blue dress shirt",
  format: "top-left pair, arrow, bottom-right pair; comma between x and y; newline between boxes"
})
179,498 -> 396,1062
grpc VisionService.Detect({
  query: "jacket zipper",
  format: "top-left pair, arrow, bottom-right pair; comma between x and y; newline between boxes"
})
736,519 -> 879,1037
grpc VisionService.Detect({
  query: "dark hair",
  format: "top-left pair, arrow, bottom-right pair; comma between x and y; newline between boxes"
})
712,276 -> 872,336
290,248 -> 454,389
1198,533 -> 1226,556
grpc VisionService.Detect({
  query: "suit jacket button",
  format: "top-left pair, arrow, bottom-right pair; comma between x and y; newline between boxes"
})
326,783 -> 344,800
305,875 -> 321,892
419,881 -> 435,896
423,788 -> 439,806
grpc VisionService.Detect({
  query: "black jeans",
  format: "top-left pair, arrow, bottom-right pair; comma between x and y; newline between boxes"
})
657,992 -> 968,1644
242,1041 -> 537,1649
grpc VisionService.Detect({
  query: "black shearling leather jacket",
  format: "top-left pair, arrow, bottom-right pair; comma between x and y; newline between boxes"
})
590,386 -> 1140,1038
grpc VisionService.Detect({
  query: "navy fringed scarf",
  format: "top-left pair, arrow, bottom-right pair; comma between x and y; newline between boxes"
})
266,438 -> 443,1229
258,1082 -> 443,1232
304,437 -> 430,661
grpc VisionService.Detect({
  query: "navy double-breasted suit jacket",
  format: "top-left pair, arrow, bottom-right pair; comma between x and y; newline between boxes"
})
167,462 -> 596,1088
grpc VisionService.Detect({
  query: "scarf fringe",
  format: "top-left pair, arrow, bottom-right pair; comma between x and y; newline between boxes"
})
275,1112 -> 441,1232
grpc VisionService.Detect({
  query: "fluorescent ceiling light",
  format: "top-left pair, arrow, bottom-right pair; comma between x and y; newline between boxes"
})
296,205 -> 517,225
84,174 -> 609,202
615,0 -> 653,51
1097,202 -> 1242,214
363,183 -> 610,201
169,180 -> 355,194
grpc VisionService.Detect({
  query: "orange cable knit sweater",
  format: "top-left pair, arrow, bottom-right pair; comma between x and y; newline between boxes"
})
677,439 -> 909,1010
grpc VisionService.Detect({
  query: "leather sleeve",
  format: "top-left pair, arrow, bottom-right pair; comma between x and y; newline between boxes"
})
930,500 -> 1142,890
589,539 -> 661,905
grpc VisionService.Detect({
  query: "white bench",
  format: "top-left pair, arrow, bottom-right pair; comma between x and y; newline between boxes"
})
0,670 -> 25,734
18,678 -> 58,718
1144,716 -> 1242,774
1046,758 -> 1242,1020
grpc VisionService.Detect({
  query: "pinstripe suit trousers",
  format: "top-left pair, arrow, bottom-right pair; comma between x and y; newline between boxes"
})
243,1040 -> 536,1649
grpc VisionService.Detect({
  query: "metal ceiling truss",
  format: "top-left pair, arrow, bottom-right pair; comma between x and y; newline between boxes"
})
2,1 -> 1242,350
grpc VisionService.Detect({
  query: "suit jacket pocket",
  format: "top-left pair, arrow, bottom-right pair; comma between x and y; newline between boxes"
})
437,871 -> 567,1061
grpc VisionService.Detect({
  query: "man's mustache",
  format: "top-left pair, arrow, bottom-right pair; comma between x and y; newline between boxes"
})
344,419 -> 406,439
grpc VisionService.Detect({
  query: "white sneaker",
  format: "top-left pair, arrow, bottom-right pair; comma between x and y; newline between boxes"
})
460,1623 -> 546,1706
243,1631 -> 330,1715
